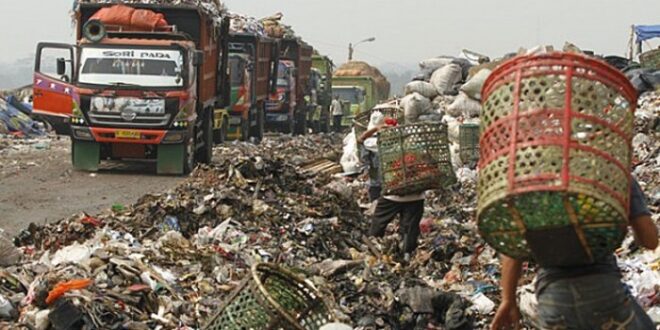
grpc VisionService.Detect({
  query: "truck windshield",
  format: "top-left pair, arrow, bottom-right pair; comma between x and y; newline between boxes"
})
277,62 -> 291,87
334,88 -> 364,104
229,56 -> 246,86
79,47 -> 184,88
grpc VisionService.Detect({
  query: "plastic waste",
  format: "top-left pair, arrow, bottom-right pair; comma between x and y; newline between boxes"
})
45,279 -> 92,305
0,294 -> 17,320
469,292 -> 495,314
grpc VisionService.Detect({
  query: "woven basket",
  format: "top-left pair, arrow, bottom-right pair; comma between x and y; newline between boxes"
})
204,263 -> 334,330
477,52 -> 637,267
459,123 -> 480,167
639,48 -> 660,70
353,105 -> 403,140
378,122 -> 455,195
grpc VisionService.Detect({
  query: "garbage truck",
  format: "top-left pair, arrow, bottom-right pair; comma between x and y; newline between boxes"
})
332,61 -> 390,127
224,33 -> 279,142
32,3 -> 231,174
311,54 -> 334,132
265,37 -> 313,134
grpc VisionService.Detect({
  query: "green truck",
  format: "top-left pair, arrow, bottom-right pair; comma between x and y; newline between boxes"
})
310,54 -> 334,132
332,76 -> 378,126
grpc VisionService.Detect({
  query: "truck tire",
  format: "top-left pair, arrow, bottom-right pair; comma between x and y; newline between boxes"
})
241,115 -> 250,141
253,106 -> 265,143
282,115 -> 294,134
213,115 -> 227,144
196,110 -> 213,164
183,135 -> 195,174
295,110 -> 307,136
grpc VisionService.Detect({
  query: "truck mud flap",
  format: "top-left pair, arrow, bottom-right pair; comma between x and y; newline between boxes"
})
72,141 -> 100,172
157,144 -> 184,175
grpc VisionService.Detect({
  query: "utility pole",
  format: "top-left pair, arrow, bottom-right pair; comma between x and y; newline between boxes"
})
348,37 -> 375,62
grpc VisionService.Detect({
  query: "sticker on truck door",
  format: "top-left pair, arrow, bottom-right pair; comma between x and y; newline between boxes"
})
32,43 -> 79,135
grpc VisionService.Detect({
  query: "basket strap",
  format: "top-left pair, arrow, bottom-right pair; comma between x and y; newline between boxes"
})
507,70 -> 523,192
563,196 -> 594,263
561,66 -> 574,189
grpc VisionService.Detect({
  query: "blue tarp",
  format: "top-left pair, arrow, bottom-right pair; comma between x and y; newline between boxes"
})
0,98 -> 44,137
635,25 -> 660,43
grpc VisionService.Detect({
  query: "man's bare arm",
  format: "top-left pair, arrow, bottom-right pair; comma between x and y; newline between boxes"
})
630,214 -> 659,250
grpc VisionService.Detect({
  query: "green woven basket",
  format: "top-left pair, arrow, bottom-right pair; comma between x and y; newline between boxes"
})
478,53 -> 636,267
378,122 -> 456,195
640,48 -> 660,70
459,123 -> 480,167
203,263 -> 334,330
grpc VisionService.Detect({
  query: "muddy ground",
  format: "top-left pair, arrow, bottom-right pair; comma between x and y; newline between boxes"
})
0,136 -> 184,236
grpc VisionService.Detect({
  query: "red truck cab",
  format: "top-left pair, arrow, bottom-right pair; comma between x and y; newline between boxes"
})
33,3 -> 230,174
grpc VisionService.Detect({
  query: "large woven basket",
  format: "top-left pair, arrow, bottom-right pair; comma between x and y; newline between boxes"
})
639,48 -> 660,70
378,122 -> 455,195
204,263 -> 334,330
459,123 -> 480,167
477,52 -> 637,267
353,104 -> 403,140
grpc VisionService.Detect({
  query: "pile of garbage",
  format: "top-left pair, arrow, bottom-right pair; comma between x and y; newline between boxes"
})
260,12 -> 296,39
402,55 -> 489,173
0,96 -> 46,138
228,12 -> 265,36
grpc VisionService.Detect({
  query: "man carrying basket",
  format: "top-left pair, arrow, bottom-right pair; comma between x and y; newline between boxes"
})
358,113 -> 426,263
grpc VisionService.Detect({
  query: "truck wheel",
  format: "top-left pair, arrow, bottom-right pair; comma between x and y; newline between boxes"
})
295,110 -> 307,136
183,136 -> 195,174
196,110 -> 213,164
213,116 -> 227,144
241,115 -> 250,141
254,107 -> 265,143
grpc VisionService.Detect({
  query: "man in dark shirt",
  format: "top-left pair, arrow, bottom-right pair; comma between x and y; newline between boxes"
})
490,179 -> 659,329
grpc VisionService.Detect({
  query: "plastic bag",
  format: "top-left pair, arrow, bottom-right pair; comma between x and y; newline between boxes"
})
447,92 -> 482,118
130,9 -> 167,30
91,5 -> 168,31
430,64 -> 463,95
401,93 -> 432,123
404,81 -> 438,99
340,130 -> 361,174
460,69 -> 492,100
45,279 -> 92,305
419,56 -> 454,72
444,115 -> 460,144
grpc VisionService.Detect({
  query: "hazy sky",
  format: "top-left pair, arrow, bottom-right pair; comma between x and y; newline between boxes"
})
2,0 -> 659,69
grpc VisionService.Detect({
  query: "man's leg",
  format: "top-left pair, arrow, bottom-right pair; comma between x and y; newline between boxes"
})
369,197 -> 401,237
334,115 -> 342,132
399,199 -> 424,253
368,185 -> 381,202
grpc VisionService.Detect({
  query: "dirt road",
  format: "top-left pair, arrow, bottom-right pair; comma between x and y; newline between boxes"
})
0,136 -> 184,236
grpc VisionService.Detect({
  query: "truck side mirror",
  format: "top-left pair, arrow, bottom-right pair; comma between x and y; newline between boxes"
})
56,58 -> 66,76
192,51 -> 204,67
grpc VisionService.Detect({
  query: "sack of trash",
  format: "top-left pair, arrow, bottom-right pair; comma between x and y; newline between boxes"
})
447,92 -> 482,118
402,93 -> 432,123
460,69 -> 492,100
404,81 -> 438,99
419,56 -> 454,73
430,64 -> 463,95
340,130 -> 361,175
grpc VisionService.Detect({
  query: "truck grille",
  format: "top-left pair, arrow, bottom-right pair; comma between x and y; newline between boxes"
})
81,97 -> 179,129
